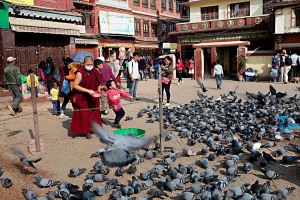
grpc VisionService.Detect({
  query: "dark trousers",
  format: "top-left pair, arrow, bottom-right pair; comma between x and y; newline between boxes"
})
177,71 -> 183,82
61,92 -> 71,111
7,84 -> 23,110
46,78 -> 52,95
114,107 -> 125,125
162,81 -> 171,103
52,100 -> 60,115
29,87 -> 38,98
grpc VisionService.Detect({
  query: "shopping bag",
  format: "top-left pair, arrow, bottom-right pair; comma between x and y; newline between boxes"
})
61,79 -> 70,95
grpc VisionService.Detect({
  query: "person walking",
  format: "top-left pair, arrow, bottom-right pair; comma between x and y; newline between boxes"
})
139,55 -> 147,81
26,69 -> 39,99
50,82 -> 60,115
161,55 -> 174,106
291,52 -> 299,78
70,56 -> 102,139
213,60 -> 223,89
282,49 -> 292,84
128,52 -> 140,101
106,80 -> 132,129
3,56 -> 23,115
189,57 -> 195,80
176,58 -> 186,84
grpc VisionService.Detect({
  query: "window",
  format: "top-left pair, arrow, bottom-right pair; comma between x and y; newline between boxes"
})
152,23 -> 157,37
169,0 -> 173,11
170,23 -> 175,32
229,2 -> 250,18
182,5 -> 189,17
201,6 -> 218,21
82,12 -> 94,29
162,0 -> 166,11
151,0 -> 156,10
134,19 -> 141,36
142,0 -> 148,8
263,0 -> 272,14
176,1 -> 180,12
134,0 -> 140,7
292,7 -> 300,27
162,21 -> 167,36
143,21 -> 149,37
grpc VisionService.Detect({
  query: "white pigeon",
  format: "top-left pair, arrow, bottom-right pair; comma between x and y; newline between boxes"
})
252,141 -> 262,151
92,122 -> 155,167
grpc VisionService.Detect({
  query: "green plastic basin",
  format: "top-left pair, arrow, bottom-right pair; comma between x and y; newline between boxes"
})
114,128 -> 145,138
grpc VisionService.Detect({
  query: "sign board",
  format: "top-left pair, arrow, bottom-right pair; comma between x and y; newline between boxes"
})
0,2 -> 9,29
73,0 -> 95,3
6,0 -> 34,6
99,11 -> 134,36
163,43 -> 170,49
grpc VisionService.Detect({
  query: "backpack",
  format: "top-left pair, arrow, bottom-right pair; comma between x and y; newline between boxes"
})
285,56 -> 292,66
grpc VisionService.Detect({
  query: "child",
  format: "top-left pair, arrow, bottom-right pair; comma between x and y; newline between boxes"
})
213,59 -> 223,89
106,80 -> 132,129
26,69 -> 39,98
50,82 -> 60,115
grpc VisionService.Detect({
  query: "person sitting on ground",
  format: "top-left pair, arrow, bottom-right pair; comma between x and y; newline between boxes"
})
50,82 -> 60,115
26,69 -> 39,99
106,80 -> 132,129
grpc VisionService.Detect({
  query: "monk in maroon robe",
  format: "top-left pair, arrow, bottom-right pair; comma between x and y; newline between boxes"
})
70,56 -> 102,138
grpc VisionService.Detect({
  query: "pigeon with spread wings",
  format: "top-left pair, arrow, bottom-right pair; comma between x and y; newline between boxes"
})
11,148 -> 42,170
92,122 -> 155,167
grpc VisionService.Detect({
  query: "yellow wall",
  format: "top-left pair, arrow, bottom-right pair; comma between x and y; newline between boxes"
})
189,0 -> 265,23
247,56 -> 272,80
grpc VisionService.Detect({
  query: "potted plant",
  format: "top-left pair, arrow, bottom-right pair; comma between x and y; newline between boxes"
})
237,55 -> 247,81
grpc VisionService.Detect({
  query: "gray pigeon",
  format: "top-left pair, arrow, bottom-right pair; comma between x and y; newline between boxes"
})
84,179 -> 94,191
131,176 -> 142,193
90,147 -> 109,158
180,191 -> 201,200
93,184 -> 115,196
88,174 -> 109,182
146,188 -> 169,199
32,175 -> 60,188
92,122 -> 155,167
115,167 -> 126,177
22,189 -> 38,200
185,184 -> 203,194
260,168 -> 280,180
1,177 -> 12,188
276,187 -> 295,199
122,185 -> 134,197
142,179 -> 155,189
81,191 -> 95,200
11,148 -> 42,170
69,168 -> 86,177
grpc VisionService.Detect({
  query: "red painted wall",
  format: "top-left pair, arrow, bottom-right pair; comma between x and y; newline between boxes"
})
34,0 -> 74,10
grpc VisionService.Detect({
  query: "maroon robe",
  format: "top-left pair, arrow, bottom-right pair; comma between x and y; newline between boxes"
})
70,67 -> 102,135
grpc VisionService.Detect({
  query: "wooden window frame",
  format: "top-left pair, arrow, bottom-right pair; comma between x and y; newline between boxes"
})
143,21 -> 149,37
201,6 -> 219,21
292,7 -> 300,27
150,0 -> 156,10
169,23 -> 175,32
151,23 -> 157,37
142,0 -> 148,8
162,0 -> 166,11
263,0 -> 272,15
169,0 -> 173,11
176,1 -> 180,13
134,19 -> 141,36
182,5 -> 189,17
134,0 -> 140,7
228,1 -> 250,18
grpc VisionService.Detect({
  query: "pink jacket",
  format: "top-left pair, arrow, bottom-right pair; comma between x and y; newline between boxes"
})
107,89 -> 132,111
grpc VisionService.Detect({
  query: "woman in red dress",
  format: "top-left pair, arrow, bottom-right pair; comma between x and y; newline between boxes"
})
70,56 -> 102,139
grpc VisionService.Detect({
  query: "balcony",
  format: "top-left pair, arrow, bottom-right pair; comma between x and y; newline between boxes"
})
175,15 -> 269,33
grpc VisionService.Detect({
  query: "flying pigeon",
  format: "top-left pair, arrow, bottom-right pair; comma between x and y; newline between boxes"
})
92,122 -> 155,167
11,148 -> 42,170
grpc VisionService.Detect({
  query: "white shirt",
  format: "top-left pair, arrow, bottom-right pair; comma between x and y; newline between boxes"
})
214,64 -> 223,75
128,59 -> 140,79
113,60 -> 120,77
291,53 -> 299,66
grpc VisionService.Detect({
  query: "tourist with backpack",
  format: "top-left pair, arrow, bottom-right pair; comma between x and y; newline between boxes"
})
282,49 -> 292,84
270,53 -> 280,82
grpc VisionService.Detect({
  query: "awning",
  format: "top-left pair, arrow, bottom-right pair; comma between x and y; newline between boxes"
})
193,41 -> 250,48
279,43 -> 300,49
9,17 -> 80,36
75,38 -> 98,45
134,43 -> 159,49
99,43 -> 133,48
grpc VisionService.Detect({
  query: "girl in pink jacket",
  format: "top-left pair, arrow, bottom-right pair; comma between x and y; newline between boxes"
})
106,80 -> 132,129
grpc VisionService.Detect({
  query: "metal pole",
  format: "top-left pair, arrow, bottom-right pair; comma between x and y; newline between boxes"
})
158,64 -> 164,154
30,73 -> 41,152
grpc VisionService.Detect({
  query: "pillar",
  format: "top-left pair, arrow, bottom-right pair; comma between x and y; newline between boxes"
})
211,46 -> 217,75
194,48 -> 204,79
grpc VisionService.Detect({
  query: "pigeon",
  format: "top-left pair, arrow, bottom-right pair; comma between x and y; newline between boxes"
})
182,149 -> 197,157
36,194 -> 55,200
185,184 -> 203,194
260,181 -> 271,194
196,78 -> 208,93
126,165 -> 137,175
81,191 -> 95,200
32,175 -> 60,188
242,162 -> 253,173
22,189 -> 38,200
131,176 -> 142,193
165,175 -> 185,192
11,148 -> 42,170
83,179 -> 94,191
229,85 -> 239,96
269,85 -> 287,99
180,192 -> 201,200
263,152 -> 277,162
143,150 -> 158,159
140,171 -> 159,180
258,193 -> 276,200
274,146 -> 288,157
97,166 -> 110,175
92,122 -> 155,167
200,157 -> 209,169
88,174 -> 109,182
142,179 -> 155,189
1,177 -> 12,188
276,187 -> 295,199
115,167 -> 126,177
59,182 -> 80,193
260,168 -> 280,180
125,116 -> 133,121
282,155 -> 300,164
165,132 -> 173,142
146,188 -> 169,199
122,185 -> 134,197
90,147 -> 109,158
68,168 -> 86,177
92,185 -> 115,196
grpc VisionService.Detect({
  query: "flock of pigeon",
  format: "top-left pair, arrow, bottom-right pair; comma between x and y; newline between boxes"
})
1,79 -> 300,200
